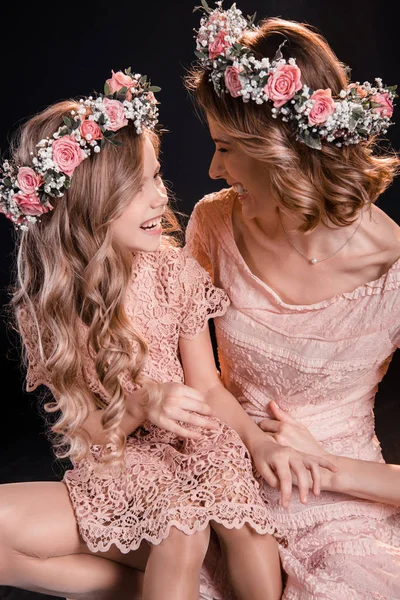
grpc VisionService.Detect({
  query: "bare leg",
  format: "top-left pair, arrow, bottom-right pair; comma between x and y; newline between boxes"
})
0,481 -> 149,599
212,523 -> 282,600
143,526 -> 210,600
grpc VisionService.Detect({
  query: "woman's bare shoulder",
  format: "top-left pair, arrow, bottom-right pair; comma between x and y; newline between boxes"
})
367,204 -> 400,268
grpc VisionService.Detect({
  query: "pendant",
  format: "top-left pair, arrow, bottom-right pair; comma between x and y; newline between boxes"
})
309,258 -> 318,265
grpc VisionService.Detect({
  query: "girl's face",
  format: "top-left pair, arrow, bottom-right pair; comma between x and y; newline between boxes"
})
207,116 -> 276,218
111,135 -> 168,253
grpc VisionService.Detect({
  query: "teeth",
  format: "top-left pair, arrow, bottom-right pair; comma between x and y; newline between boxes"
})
232,183 -> 248,196
141,218 -> 161,230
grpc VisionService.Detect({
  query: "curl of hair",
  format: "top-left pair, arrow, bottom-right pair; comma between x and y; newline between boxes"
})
10,100 -> 180,465
186,18 -> 399,231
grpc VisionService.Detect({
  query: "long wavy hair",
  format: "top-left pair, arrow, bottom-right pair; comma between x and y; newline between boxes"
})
187,18 -> 399,232
10,100 -> 180,464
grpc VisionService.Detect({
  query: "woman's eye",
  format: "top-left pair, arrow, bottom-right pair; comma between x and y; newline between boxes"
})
217,148 -> 228,153
154,171 -> 163,180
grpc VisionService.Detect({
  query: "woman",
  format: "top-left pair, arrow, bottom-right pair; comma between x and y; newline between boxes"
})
185,3 -> 400,599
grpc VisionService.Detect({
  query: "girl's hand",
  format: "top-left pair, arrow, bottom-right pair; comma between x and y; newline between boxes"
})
134,382 -> 219,440
251,435 -> 337,508
259,401 -> 329,458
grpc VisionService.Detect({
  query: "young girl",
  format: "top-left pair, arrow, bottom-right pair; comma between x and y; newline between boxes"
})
0,69 -> 335,600
185,2 -> 400,598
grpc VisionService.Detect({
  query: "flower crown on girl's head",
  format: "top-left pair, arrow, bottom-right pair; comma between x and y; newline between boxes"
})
0,69 -> 161,230
194,1 -> 397,150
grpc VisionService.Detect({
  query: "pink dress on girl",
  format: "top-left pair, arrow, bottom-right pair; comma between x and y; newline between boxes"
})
186,189 -> 400,600
17,245 -> 277,554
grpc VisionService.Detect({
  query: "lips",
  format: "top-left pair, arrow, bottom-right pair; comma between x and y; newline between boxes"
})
140,214 -> 163,231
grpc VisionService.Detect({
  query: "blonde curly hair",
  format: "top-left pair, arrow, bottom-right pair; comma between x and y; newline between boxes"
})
10,100 -> 179,464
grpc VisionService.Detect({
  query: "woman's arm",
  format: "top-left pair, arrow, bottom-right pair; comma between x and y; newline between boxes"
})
179,328 -> 337,507
260,401 -> 400,506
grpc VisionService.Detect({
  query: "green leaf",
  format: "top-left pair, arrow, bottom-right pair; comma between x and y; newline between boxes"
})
140,75 -> 147,84
72,119 -> 80,130
304,135 -> 322,150
63,116 -> 73,128
387,85 -> 397,93
352,106 -> 365,120
111,139 -> 124,147
100,138 -> 106,149
3,177 -> 12,188
98,114 -> 105,126
104,82 -> 111,96
103,130 -> 115,138
194,50 -> 207,59
149,86 -> 161,93
125,66 -> 132,75
201,0 -> 211,13
64,177 -> 71,189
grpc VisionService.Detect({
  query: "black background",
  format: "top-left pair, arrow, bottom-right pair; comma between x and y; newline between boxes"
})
0,1 -> 399,598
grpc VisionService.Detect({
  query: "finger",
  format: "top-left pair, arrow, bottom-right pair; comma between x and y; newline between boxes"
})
178,385 -> 205,402
290,460 -> 311,504
180,398 -> 215,417
258,464 -> 279,489
309,463 -> 321,496
269,401 -> 298,425
314,456 -> 338,472
275,463 -> 292,508
162,421 -> 203,440
175,409 -> 220,430
258,419 -> 280,433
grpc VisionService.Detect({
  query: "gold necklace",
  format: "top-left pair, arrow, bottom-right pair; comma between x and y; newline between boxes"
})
278,209 -> 363,265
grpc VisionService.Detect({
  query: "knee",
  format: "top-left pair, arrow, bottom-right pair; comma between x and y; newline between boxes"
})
213,522 -> 265,547
155,526 -> 210,568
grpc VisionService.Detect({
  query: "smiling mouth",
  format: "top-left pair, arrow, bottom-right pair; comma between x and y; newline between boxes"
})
140,216 -> 163,231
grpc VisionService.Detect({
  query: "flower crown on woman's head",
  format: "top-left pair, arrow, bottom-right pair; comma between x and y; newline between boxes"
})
194,0 -> 397,150
0,68 -> 161,230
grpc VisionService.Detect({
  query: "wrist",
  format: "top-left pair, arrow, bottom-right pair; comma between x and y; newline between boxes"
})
247,431 -> 277,455
126,387 -> 148,422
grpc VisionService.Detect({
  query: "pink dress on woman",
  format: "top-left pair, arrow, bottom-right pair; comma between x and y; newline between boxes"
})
186,189 -> 400,600
17,245 -> 277,554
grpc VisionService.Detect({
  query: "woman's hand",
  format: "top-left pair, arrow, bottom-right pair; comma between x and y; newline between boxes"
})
259,401 -> 329,458
131,382 -> 219,440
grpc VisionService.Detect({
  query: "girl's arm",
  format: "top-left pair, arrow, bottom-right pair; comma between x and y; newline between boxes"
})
179,328 -> 337,507
82,387 -> 148,444
82,383 -> 217,445
260,401 -> 400,506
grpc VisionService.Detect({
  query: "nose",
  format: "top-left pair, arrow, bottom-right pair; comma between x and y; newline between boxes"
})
153,180 -> 168,209
209,150 -> 226,180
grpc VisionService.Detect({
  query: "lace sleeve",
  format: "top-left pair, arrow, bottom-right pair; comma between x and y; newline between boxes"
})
16,307 -> 53,392
179,249 -> 230,340
185,202 -> 213,277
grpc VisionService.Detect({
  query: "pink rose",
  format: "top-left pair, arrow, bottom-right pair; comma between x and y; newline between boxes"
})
52,135 -> 85,177
371,92 -> 393,118
106,70 -> 134,100
14,192 -> 53,217
308,89 -> 335,125
80,119 -> 102,141
17,167 -> 43,194
209,31 -> 229,59
224,66 -> 242,98
266,64 -> 302,108
102,98 -> 128,132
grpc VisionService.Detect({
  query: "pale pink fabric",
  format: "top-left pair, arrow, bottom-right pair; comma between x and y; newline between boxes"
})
17,245 -> 278,554
186,189 -> 400,600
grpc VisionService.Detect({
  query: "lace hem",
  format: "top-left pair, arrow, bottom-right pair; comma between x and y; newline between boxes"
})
65,496 -> 279,554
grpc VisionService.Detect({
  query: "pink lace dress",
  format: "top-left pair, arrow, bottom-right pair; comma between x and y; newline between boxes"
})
186,189 -> 400,600
17,245 -> 277,554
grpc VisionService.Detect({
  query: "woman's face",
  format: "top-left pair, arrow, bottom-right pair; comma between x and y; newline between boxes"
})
111,135 -> 168,253
207,116 -> 275,218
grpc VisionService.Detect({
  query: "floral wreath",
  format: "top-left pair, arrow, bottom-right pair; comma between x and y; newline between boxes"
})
194,0 -> 397,150
0,68 -> 161,230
